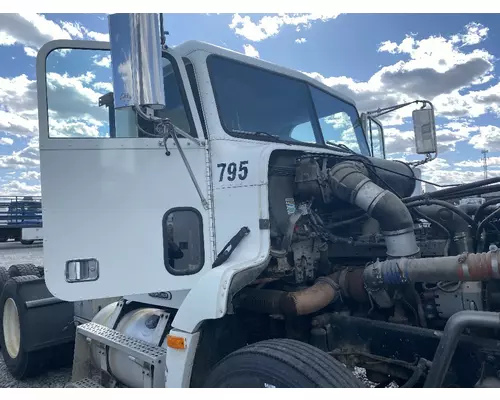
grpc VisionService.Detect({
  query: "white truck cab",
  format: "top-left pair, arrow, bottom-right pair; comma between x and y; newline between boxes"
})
38,37 -> 379,320
33,14 -> 457,389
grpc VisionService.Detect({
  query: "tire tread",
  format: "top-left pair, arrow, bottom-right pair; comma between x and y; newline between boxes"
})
8,264 -> 40,278
0,267 -> 9,290
205,338 -> 364,388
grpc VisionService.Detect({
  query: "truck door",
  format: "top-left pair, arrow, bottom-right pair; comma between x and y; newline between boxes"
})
37,40 -> 212,301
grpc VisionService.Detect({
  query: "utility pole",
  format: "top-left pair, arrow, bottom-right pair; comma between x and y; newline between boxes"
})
482,149 -> 489,179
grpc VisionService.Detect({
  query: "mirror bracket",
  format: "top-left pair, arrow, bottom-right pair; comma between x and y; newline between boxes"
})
361,112 -> 386,159
364,99 -> 438,166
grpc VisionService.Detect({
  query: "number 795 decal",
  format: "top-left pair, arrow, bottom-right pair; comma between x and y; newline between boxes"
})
217,161 -> 249,182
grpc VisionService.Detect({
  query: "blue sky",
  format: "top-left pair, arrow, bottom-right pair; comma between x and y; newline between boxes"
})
1,13 -> 500,195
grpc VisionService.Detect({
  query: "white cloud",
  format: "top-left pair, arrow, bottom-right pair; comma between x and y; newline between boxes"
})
469,126 -> 500,151
46,71 -> 107,122
0,14 -> 111,63
304,21 -> 497,132
416,157 -> 470,186
295,38 -> 307,44
86,31 -> 109,42
48,119 -> 102,138
0,144 -> 40,170
60,21 -> 86,39
23,46 -> 37,57
0,31 -> 16,46
452,22 -> 489,46
229,13 -> 339,42
0,74 -> 38,116
378,35 -> 416,54
19,170 -> 40,180
243,44 -> 260,58
0,180 -> 40,196
455,157 -> 500,168
0,13 -> 72,49
420,165 -> 500,187
0,137 -> 14,145
93,55 -> 111,68
383,119 -> 480,157
93,81 -> 113,93
384,127 -> 416,155
0,56 -> 109,142
0,109 -> 38,136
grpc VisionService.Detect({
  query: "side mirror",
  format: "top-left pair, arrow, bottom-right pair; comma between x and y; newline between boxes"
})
412,107 -> 437,155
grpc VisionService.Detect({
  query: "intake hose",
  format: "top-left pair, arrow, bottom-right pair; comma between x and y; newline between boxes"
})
234,274 -> 339,316
414,203 -> 473,253
328,161 -> 420,258
363,250 -> 500,288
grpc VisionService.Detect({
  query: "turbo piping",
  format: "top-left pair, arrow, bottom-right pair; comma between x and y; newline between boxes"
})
363,250 -> 500,288
235,273 -> 340,316
329,161 -> 419,258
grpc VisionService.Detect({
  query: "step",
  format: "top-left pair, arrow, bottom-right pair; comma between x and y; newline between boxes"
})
77,322 -> 167,366
65,378 -> 104,388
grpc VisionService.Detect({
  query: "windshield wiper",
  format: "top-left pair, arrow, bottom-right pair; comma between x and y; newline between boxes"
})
326,141 -> 356,154
232,129 -> 291,145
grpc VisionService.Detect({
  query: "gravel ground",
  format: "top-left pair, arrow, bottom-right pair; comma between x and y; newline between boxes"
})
0,241 -> 72,388
0,363 -> 72,388
0,241 -> 43,267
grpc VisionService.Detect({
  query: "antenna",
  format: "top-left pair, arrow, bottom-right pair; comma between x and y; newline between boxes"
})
482,149 -> 489,179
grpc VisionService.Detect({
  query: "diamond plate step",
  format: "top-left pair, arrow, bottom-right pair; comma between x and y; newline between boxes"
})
77,322 -> 167,366
66,378 -> 104,388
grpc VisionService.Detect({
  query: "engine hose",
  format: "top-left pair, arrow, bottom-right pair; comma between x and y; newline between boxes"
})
474,197 -> 500,222
411,208 -> 451,257
475,207 -> 500,245
401,358 -> 428,388
235,274 -> 339,316
329,161 -> 419,258
427,184 -> 500,203
403,177 -> 500,203
405,199 -> 476,230
363,250 -> 500,288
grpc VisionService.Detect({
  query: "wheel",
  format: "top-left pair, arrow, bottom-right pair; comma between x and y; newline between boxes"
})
0,267 -> 8,349
0,267 -> 9,291
8,263 -> 40,278
0,275 -> 48,379
203,338 -> 364,388
20,240 -> 34,245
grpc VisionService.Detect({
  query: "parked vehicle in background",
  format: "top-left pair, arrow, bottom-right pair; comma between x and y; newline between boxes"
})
0,196 -> 43,244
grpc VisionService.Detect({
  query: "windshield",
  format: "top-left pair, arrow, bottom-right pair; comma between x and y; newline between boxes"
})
207,55 -> 369,155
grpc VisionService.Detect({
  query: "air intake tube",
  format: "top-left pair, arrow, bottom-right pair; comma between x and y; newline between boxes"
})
329,161 -> 419,258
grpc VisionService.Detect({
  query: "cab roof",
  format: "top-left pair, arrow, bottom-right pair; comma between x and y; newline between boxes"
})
174,40 -> 359,108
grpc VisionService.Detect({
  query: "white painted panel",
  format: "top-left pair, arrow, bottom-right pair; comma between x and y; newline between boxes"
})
40,146 -> 211,301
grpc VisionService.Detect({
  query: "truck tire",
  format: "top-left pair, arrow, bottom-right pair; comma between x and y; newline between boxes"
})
203,338 -> 364,388
0,267 -> 8,291
0,275 -> 48,379
20,240 -> 34,246
8,263 -> 40,278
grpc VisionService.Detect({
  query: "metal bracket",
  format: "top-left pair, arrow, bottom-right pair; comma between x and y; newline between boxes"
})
71,334 -> 93,384
170,132 -> 209,210
152,311 -> 171,347
108,299 -> 126,330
